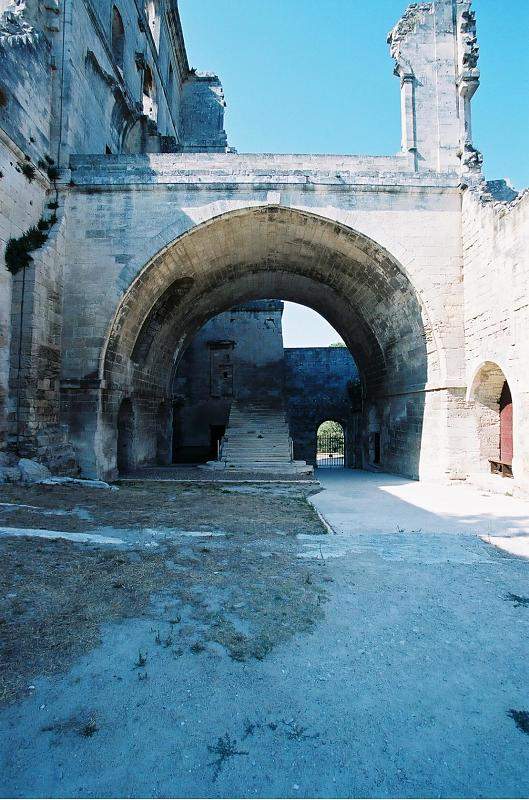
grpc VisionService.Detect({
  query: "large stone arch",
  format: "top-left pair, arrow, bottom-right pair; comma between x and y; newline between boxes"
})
88,205 -> 448,478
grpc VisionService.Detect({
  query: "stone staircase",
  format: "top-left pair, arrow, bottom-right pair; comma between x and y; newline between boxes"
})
205,399 -> 313,475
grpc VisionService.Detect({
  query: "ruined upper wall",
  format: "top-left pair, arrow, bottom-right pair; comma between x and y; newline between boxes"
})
388,0 -> 481,174
0,0 -> 229,161
179,72 -> 229,153
462,182 -> 529,383
0,1 -> 54,162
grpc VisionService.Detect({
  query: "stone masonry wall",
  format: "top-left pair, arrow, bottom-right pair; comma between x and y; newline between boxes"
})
173,301 -> 285,462
462,183 -> 529,491
57,0 -> 183,160
0,14 -> 54,454
0,0 -> 227,466
59,159 -> 463,479
284,347 -> 360,467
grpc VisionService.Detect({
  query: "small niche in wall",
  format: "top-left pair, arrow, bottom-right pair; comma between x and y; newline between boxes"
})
0,86 -> 8,108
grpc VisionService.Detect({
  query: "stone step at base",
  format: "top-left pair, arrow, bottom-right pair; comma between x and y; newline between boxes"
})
213,398 -> 312,475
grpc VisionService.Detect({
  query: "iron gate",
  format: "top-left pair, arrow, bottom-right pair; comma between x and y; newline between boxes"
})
316,433 -> 344,468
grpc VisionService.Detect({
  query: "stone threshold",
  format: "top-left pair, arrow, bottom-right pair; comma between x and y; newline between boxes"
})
115,478 -> 319,485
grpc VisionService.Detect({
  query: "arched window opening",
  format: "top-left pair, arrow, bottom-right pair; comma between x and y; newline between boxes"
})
144,0 -> 160,50
316,420 -> 345,469
117,398 -> 134,474
142,64 -> 157,121
111,6 -> 125,70
167,61 -> 174,106
469,362 -> 514,478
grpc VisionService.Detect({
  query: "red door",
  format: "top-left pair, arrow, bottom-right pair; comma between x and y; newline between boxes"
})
499,381 -> 513,465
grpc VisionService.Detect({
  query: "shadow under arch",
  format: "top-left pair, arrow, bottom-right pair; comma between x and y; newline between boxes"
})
98,205 -> 440,478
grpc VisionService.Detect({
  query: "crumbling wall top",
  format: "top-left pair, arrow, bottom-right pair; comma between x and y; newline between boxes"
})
387,2 -> 432,77
0,0 -> 43,47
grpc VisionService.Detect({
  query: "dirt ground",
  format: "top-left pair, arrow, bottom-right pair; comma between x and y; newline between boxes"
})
0,482 -> 327,705
1,475 -> 529,798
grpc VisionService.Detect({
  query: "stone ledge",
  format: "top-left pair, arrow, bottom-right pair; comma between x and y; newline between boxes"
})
68,153 -> 461,191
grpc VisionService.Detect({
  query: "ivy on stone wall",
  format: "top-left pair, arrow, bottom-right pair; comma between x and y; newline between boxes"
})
17,161 -> 35,181
5,225 -> 48,274
5,156 -> 59,274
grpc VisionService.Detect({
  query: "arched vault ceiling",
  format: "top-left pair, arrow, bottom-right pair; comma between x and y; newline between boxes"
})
103,206 -> 438,396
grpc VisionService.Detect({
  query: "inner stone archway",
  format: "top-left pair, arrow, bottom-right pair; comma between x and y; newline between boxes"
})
468,361 -> 514,478
95,206 -> 442,479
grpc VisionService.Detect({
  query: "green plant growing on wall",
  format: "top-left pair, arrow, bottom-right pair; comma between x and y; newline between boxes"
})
18,162 -> 36,182
5,151 -> 61,274
5,224 -> 49,274
37,156 -> 59,182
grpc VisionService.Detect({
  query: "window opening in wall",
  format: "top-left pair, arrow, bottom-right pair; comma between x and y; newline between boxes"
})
317,420 -> 345,468
168,62 -> 174,105
111,6 -> 125,71
144,0 -> 160,49
142,64 -> 157,121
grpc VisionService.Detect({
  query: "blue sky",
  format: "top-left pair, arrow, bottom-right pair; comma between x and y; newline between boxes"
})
179,0 -> 529,346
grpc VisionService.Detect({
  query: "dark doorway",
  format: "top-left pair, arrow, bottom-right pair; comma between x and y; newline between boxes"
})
117,398 -> 134,473
499,381 -> 513,466
210,424 -> 226,460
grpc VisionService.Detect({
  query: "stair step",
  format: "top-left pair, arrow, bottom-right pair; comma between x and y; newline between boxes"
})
216,398 -> 315,473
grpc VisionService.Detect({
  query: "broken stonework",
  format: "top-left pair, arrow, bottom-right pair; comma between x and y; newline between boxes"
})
18,458 -> 51,483
38,477 -> 117,490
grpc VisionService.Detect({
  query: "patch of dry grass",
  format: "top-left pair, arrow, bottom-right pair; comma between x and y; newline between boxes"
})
0,538 -> 175,705
0,482 -> 328,706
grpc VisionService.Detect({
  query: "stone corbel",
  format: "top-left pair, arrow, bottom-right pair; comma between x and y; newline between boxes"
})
457,4 -> 480,100
459,142 -> 483,175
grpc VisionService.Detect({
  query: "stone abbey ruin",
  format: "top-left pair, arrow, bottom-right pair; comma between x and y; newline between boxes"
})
0,0 -> 527,489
